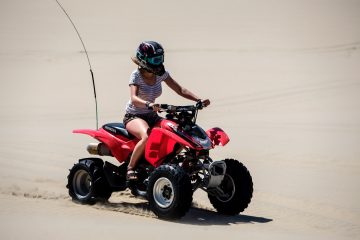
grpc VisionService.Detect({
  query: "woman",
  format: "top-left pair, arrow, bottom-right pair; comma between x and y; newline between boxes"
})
124,41 -> 210,180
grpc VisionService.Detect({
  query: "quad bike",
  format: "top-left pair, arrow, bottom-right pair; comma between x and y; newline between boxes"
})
67,101 -> 253,219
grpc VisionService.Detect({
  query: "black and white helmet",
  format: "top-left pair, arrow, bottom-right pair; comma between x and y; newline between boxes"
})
132,41 -> 165,76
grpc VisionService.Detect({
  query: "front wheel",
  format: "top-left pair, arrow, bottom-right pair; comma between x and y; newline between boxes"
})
147,164 -> 193,219
208,159 -> 253,215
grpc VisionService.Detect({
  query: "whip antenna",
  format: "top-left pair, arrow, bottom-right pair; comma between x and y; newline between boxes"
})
55,0 -> 99,129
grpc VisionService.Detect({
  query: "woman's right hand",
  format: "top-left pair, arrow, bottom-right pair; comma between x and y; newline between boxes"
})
149,103 -> 161,112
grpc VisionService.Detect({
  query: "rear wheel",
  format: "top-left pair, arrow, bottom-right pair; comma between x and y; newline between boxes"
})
67,158 -> 112,204
147,164 -> 193,219
208,159 -> 253,215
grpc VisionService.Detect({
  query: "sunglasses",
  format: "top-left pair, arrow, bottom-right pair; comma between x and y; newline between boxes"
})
137,52 -> 164,66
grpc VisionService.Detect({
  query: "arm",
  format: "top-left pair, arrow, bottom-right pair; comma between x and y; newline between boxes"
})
129,85 -> 160,111
129,85 -> 148,108
164,76 -> 210,106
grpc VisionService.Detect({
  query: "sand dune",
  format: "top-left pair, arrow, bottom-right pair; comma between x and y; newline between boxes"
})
1,0 -> 360,239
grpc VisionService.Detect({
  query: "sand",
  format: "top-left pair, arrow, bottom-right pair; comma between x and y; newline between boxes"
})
0,0 -> 359,239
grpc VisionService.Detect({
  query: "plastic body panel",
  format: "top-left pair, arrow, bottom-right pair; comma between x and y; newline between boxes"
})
73,128 -> 138,162
73,121 -> 230,167
145,120 -> 196,167
206,127 -> 230,147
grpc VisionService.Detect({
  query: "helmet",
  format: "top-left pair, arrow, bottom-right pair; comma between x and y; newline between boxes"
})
132,41 -> 165,76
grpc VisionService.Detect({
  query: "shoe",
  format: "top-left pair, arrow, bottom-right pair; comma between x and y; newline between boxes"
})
126,169 -> 138,181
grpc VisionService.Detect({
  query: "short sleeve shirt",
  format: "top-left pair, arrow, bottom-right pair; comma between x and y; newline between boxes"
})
125,69 -> 170,114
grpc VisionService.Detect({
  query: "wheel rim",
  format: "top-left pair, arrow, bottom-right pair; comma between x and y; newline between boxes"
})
153,177 -> 174,208
72,169 -> 92,199
216,174 -> 236,203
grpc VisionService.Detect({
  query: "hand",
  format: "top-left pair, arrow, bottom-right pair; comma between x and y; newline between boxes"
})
149,103 -> 160,112
201,99 -> 210,107
196,99 -> 210,109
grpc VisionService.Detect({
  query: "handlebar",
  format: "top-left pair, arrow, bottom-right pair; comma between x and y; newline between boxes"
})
164,99 -> 204,111
158,101 -> 204,113
157,100 -> 205,124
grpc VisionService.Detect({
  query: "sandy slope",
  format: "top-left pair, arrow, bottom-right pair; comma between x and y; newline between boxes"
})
1,0 -> 360,239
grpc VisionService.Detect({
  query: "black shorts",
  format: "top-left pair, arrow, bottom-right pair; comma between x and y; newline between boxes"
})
123,112 -> 162,127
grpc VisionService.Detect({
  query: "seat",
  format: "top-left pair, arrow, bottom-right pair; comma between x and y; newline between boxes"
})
102,123 -> 135,139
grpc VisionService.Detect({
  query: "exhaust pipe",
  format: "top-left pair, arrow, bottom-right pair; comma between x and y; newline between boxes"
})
87,143 -> 113,156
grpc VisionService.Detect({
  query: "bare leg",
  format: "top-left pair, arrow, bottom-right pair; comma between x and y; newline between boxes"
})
126,118 -> 150,172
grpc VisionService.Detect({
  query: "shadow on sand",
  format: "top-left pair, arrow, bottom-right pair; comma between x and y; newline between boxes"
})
96,201 -> 273,226
179,207 -> 273,226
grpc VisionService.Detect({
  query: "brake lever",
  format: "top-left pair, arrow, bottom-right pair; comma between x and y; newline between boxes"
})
196,100 -> 204,109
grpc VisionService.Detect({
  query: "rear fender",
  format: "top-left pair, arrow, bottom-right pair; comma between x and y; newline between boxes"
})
206,127 -> 230,147
73,129 -> 106,138
73,128 -> 137,162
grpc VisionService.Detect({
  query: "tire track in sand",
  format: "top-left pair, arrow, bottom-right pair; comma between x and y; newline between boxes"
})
0,187 -> 211,219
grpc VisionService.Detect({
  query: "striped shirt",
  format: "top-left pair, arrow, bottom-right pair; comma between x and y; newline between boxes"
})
125,69 -> 170,114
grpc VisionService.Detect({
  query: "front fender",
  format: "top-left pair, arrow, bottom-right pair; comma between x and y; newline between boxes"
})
206,127 -> 230,147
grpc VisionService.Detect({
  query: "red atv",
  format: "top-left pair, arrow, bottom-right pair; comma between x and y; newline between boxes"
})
67,102 -> 253,219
